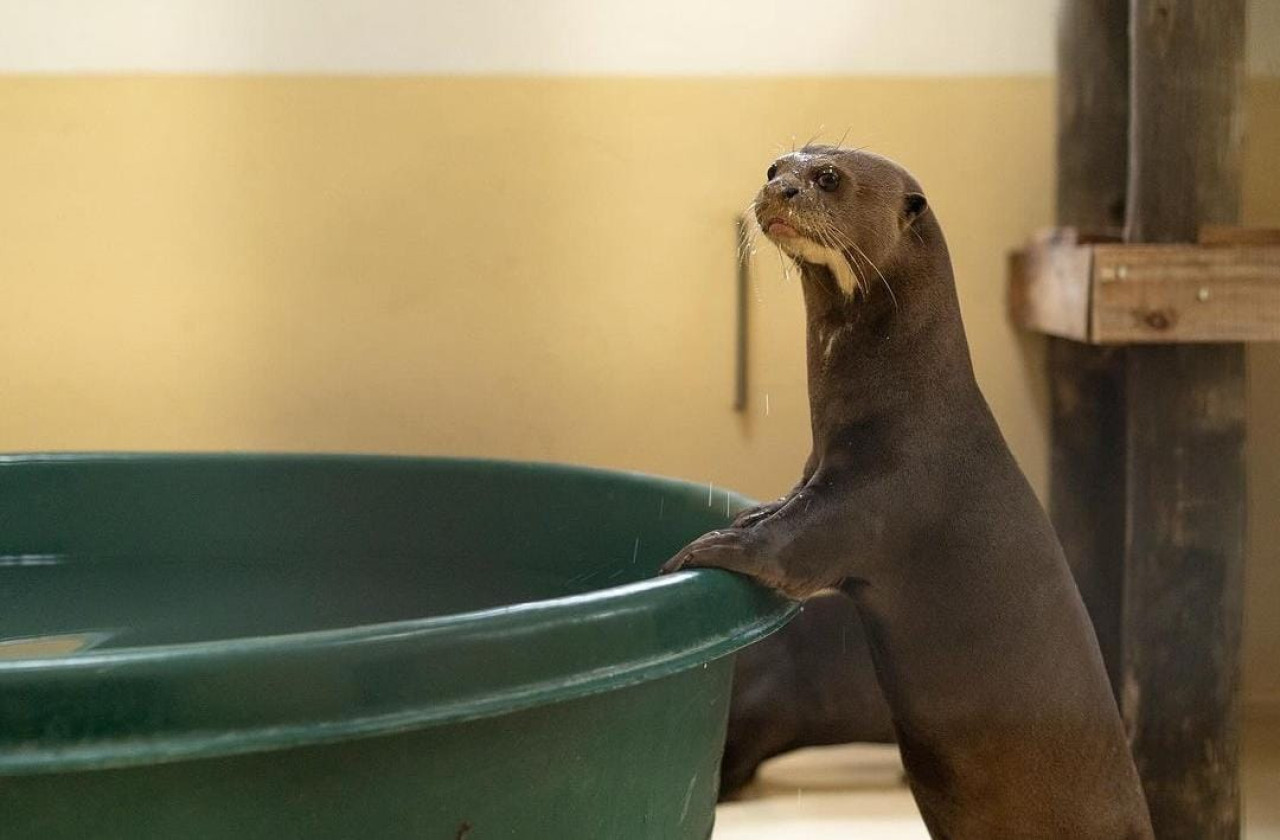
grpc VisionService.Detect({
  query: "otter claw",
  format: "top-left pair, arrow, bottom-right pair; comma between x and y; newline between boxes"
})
730,502 -> 784,529
660,529 -> 760,578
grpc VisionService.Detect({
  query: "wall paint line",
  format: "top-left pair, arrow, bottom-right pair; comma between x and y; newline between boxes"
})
0,0 -> 1275,77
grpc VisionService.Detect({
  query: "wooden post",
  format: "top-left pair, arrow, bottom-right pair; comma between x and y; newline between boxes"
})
1126,0 -> 1245,244
1057,0 -> 1130,235
1122,2 -> 1246,837
1122,345 -> 1245,838
1047,339 -> 1127,690
1050,2 -> 1247,836
1051,0 -> 1131,694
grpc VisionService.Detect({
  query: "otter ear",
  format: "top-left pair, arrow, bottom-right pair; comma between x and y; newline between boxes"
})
901,192 -> 928,229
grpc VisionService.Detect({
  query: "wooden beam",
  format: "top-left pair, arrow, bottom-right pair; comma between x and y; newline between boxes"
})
1200,226 -> 1280,246
1007,235 -> 1093,341
1044,2 -> 1250,836
1122,2 -> 1247,838
1093,245 -> 1280,342
1008,239 -> 1280,344
1049,0 -> 1132,713
1057,0 -> 1130,235
1126,0 -> 1246,243
1046,338 -> 1128,691
1123,344 -> 1246,839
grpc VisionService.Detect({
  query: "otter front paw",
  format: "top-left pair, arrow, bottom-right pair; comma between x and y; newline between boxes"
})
661,529 -> 803,598
661,529 -> 751,574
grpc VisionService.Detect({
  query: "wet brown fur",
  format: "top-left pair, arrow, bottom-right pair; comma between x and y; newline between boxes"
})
665,148 -> 1154,838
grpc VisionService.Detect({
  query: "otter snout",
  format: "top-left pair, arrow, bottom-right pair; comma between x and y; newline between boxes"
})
763,177 -> 804,204
755,189 -> 809,242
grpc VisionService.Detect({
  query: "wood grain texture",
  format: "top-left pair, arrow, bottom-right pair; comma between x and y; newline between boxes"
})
1126,0 -> 1246,243
1046,338 -> 1128,693
1041,2 -> 1251,836
1057,0 -> 1130,235
1199,225 -> 1280,246
1092,244 -> 1280,342
1008,239 -> 1280,344
1048,0 -> 1132,722
1122,344 -> 1246,840
1122,2 -> 1248,837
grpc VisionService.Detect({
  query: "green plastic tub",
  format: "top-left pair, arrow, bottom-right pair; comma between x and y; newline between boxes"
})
0,454 -> 795,840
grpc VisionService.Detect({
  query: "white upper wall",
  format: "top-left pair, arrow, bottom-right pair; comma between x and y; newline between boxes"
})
0,0 -> 1276,76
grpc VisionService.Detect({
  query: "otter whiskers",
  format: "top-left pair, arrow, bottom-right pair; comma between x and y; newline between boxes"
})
736,198 -> 762,263
812,221 -> 864,297
843,235 -> 898,311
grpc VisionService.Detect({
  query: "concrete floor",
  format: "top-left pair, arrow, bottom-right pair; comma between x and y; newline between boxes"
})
716,708 -> 1280,839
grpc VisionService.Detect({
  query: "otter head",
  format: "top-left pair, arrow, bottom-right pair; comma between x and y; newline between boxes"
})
754,146 -> 930,297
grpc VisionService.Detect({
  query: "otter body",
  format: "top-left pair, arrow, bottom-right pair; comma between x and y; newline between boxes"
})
665,148 -> 1153,838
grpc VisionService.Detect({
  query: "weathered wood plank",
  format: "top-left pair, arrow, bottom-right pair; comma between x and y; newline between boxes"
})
1199,226 -> 1280,246
1007,240 -> 1093,341
1092,245 -> 1280,343
1122,344 -> 1246,840
1048,0 -> 1132,717
1126,0 -> 1246,243
1058,0 -> 1130,235
1008,239 -> 1280,344
1046,338 -> 1128,693
1123,2 -> 1247,838
1031,3 -> 1252,835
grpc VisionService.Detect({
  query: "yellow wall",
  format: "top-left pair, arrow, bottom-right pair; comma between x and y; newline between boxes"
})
0,76 -> 1276,700
0,76 -> 1054,488
1243,80 -> 1280,707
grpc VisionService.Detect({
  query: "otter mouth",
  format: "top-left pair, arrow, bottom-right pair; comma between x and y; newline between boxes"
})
764,217 -> 801,239
757,210 -> 862,297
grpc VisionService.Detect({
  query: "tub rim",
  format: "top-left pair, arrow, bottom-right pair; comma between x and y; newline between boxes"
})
0,453 -> 798,775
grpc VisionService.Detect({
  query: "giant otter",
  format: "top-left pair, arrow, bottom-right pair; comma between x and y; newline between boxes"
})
665,148 -> 1153,838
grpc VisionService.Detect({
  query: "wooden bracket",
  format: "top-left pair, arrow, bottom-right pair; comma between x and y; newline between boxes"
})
1007,227 -> 1280,344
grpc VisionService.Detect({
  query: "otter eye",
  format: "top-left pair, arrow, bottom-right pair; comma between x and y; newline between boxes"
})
766,164 -> 779,181
816,169 -> 840,192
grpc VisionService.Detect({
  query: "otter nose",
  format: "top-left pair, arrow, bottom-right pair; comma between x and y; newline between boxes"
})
781,185 -> 800,199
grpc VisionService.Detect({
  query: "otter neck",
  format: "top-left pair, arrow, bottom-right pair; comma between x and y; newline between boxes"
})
796,227 -> 977,458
